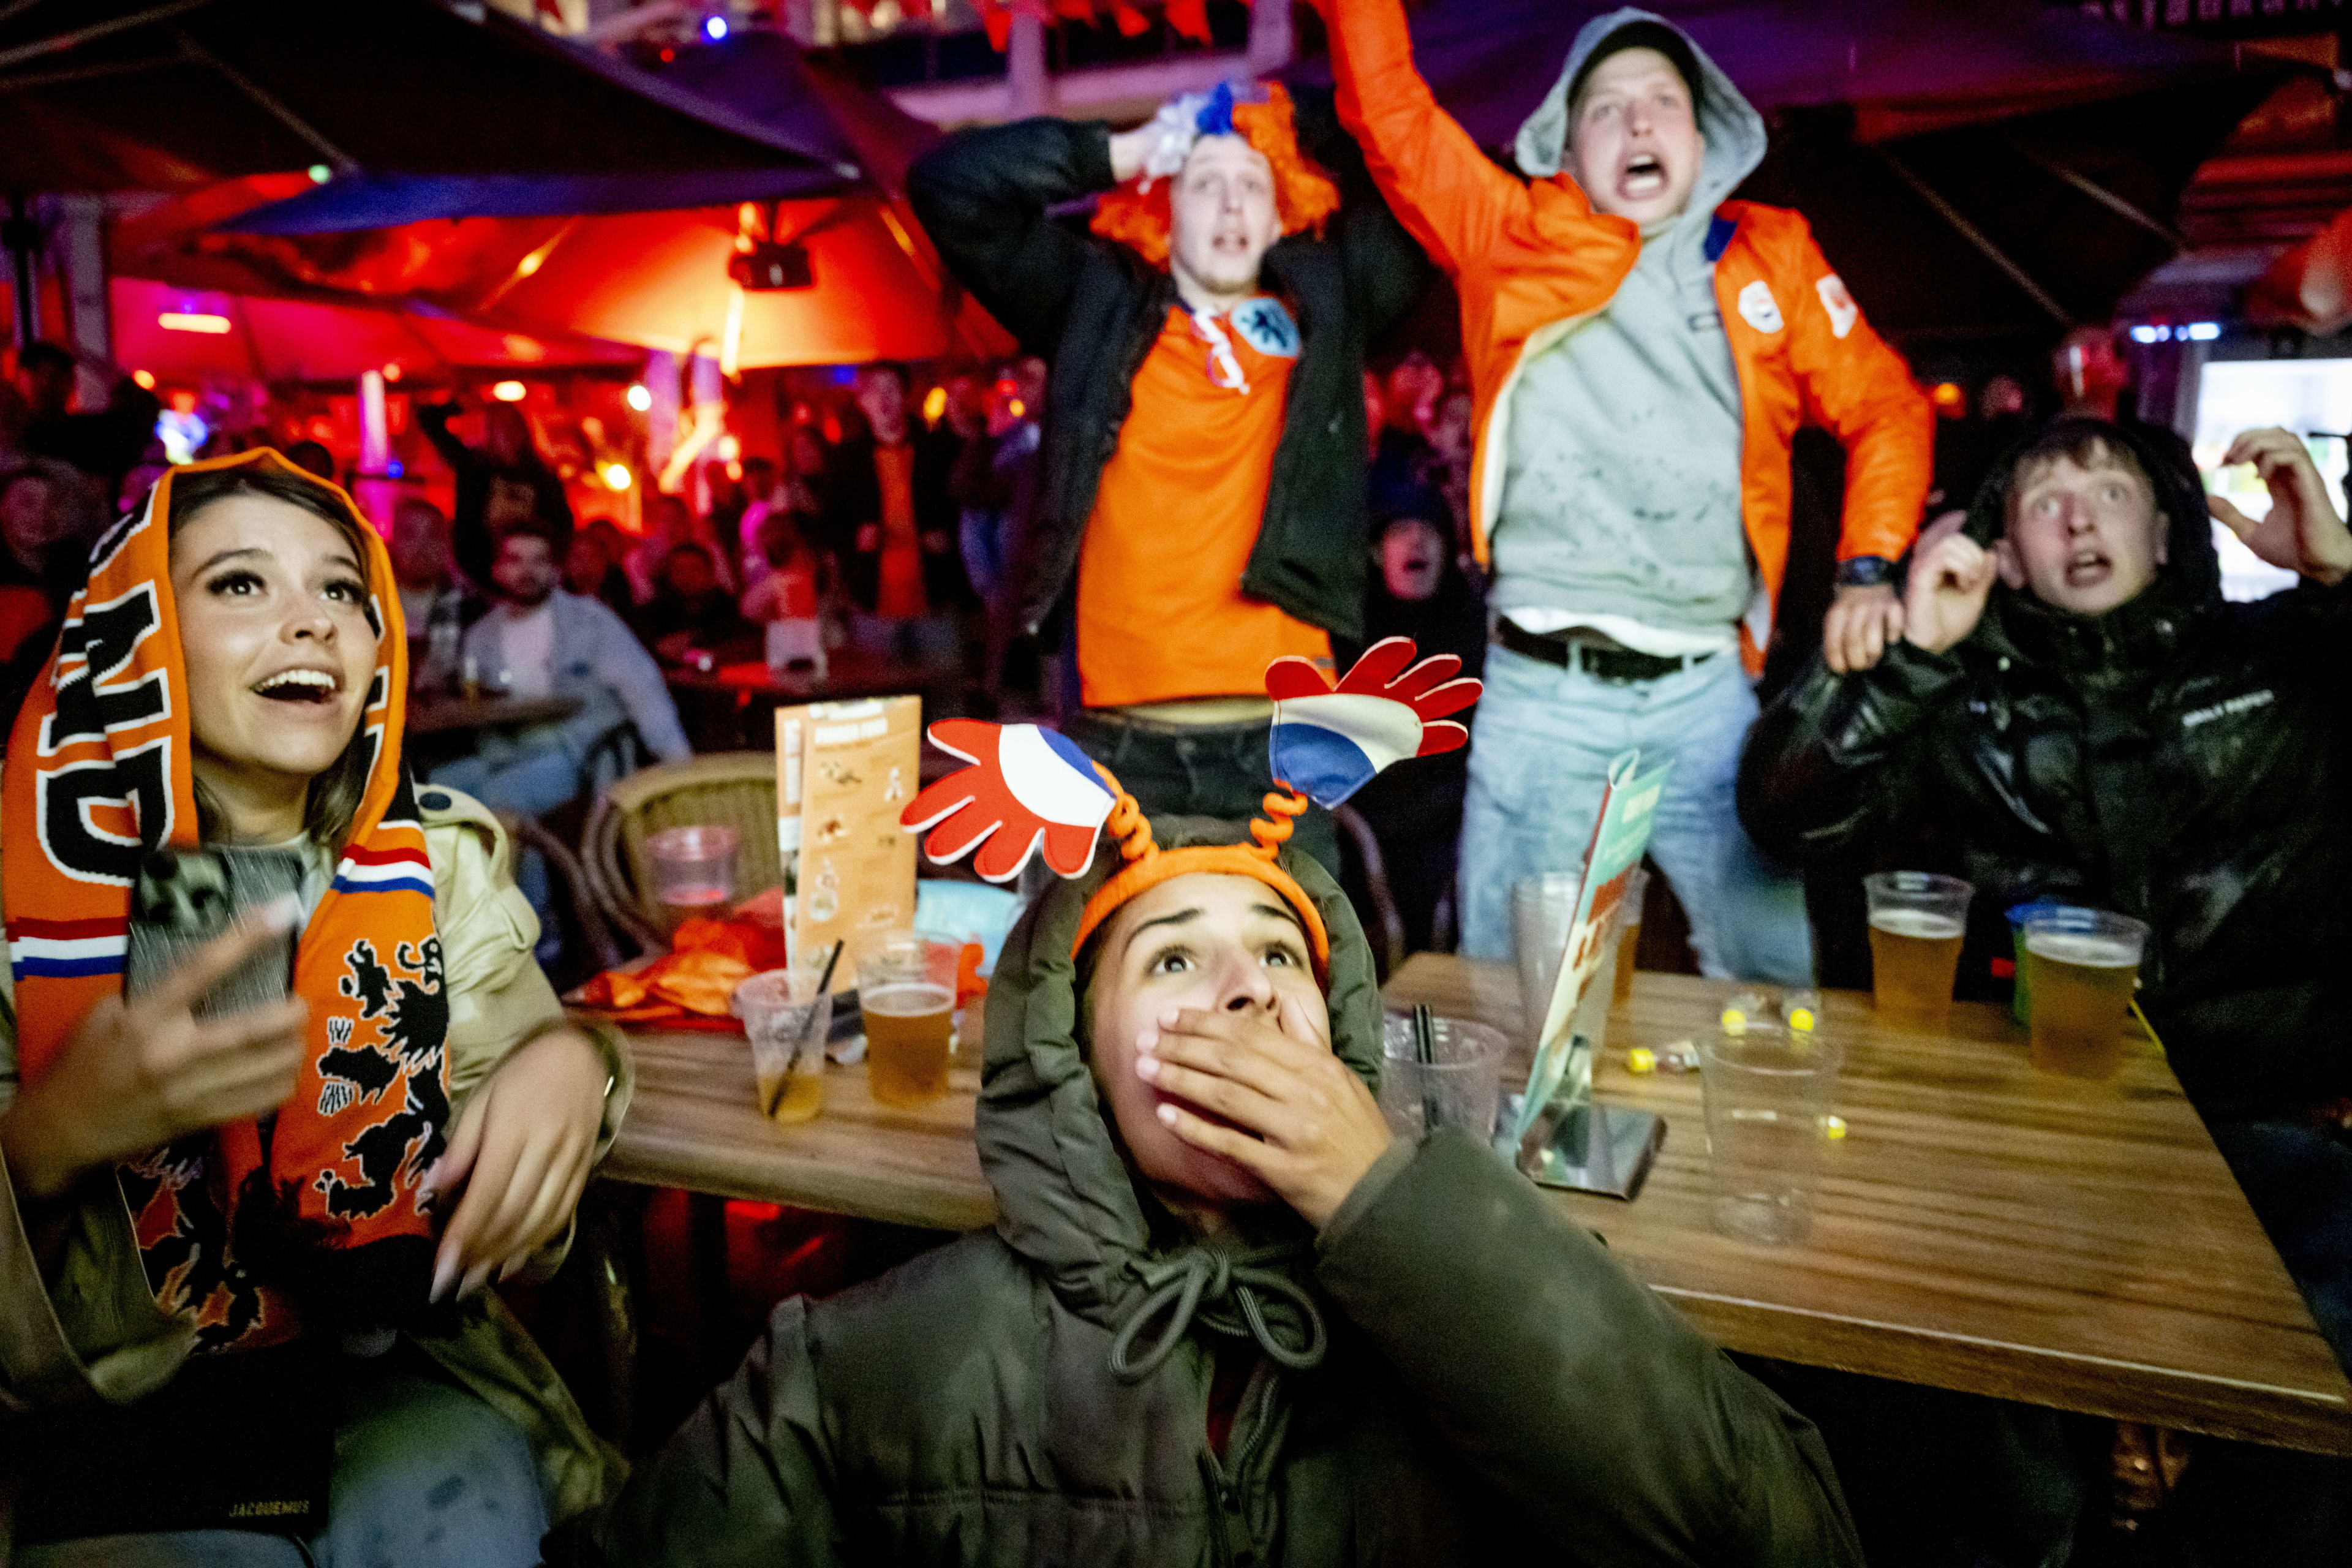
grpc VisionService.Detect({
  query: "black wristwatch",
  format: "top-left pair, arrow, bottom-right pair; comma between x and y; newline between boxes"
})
1834,555 -> 1897,589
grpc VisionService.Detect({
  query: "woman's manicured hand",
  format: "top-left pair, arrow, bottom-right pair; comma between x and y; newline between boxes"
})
424,1028 -> 607,1300
1138,995 -> 1392,1230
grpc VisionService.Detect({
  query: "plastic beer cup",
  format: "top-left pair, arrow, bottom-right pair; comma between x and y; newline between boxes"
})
1863,872 -> 1972,1025
858,931 -> 957,1107
733,968 -> 832,1125
2021,908 -> 2148,1080
1700,1020 -> 1843,1245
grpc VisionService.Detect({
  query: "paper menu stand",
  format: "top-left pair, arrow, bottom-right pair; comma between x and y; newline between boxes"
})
1507,748 -> 1673,1199
774,696 -> 921,988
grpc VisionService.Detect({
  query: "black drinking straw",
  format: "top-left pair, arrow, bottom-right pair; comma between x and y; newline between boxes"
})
788,939 -> 845,1079
1412,1003 -> 1442,1132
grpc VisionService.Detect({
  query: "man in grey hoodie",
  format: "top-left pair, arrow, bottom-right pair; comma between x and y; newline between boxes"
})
1316,3 -> 1934,979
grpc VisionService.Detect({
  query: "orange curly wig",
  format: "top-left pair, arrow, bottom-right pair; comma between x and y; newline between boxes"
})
1091,83 -> 1342,270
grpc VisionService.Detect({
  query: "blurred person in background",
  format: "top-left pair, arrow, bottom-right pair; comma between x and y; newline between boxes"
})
443,519 -> 690,955
635,541 -> 760,668
282,439 -> 336,483
0,458 -> 108,733
12,342 -> 161,504
390,497 -> 481,693
566,516 -> 640,620
742,510 -> 827,627
1336,483 -> 1488,954
420,398 -> 573,589
1316,0 -> 1932,978
910,80 -> 1429,869
1425,384 -> 1476,547
818,362 -> 967,661
732,455 -> 783,585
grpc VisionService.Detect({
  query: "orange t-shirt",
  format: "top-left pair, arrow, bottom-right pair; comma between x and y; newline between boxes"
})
1076,301 -> 1330,707
873,443 -> 928,619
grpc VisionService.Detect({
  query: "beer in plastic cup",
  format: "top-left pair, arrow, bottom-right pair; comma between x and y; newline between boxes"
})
2021,908 -> 2147,1080
1700,1020 -> 1843,1245
733,968 -> 832,1125
856,930 -> 959,1107
1863,872 -> 1972,1024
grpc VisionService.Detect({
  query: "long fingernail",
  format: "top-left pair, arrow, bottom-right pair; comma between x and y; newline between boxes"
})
430,1251 -> 458,1303
1158,1006 -> 1182,1027
259,892 -> 301,933
1156,1103 -> 1178,1125
418,1159 -> 442,1199
1136,1027 -> 1158,1055
499,1256 -> 524,1283
1135,1054 -> 1159,1080
461,1262 -> 492,1299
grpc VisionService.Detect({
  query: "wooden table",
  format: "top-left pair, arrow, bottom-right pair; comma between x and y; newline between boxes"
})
406,693 -> 580,736
600,1028 -> 993,1233
595,960 -> 2352,1454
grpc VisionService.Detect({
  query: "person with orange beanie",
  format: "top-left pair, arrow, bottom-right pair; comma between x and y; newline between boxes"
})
909,81 -> 1430,872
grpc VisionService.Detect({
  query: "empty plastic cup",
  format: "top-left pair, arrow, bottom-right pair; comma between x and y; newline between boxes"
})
1510,872 -> 1627,1115
1700,1021 -> 1843,1245
1378,1014 -> 1507,1142
1863,872 -> 1973,1025
733,968 -> 832,1125
648,824 -> 741,930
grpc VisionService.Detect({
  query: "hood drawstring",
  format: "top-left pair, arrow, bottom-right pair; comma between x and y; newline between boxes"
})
1106,1243 -> 1329,1384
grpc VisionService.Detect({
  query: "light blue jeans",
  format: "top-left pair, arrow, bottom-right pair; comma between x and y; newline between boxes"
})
18,1360 -> 547,1567
1458,643 -> 1814,984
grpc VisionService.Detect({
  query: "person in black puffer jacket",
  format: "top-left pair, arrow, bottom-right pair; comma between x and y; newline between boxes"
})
1741,417 -> 2352,1349
1739,417 -> 2352,1559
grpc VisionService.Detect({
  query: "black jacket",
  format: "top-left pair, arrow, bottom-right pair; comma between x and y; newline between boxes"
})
418,402 -> 575,589
907,92 -> 1430,650
817,428 -> 970,614
1738,420 -> 2352,1123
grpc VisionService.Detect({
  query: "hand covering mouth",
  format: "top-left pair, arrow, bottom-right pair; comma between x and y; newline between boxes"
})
251,667 -> 343,704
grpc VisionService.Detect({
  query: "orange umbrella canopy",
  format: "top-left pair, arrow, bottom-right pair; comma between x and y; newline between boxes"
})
121,194 -> 1008,371
111,276 -> 638,386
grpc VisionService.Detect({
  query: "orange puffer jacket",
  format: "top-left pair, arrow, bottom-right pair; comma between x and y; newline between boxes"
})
1321,0 -> 1934,666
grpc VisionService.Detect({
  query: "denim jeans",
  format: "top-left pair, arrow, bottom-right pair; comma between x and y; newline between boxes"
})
18,1357 -> 547,1568
1457,644 -> 1813,983
1061,710 -> 1340,876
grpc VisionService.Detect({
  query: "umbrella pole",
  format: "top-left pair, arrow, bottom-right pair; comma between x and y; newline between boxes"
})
5,192 -> 36,350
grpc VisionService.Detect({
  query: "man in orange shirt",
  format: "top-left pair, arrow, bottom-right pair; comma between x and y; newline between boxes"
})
911,83 -> 1427,869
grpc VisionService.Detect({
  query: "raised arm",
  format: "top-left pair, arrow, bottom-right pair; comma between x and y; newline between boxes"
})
1781,222 -> 1933,570
1310,0 -> 1526,278
908,118 -> 1118,361
1286,83 -> 1435,334
1316,1129 -> 1863,1567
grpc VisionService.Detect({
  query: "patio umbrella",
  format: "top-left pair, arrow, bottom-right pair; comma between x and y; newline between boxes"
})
137,32 -> 1012,367
1292,0 -> 2278,344
0,0 -> 850,194
108,275 -> 639,387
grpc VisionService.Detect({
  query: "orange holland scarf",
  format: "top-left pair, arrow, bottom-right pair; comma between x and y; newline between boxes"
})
2,450 -> 448,1354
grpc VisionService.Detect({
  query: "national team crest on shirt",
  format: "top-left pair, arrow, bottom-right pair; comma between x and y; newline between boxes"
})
1736,280 -> 1784,335
1231,296 -> 1300,358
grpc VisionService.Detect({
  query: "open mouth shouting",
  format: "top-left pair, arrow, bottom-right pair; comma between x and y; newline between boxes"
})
251,666 -> 344,707
2064,547 -> 2113,590
1618,149 -> 1670,204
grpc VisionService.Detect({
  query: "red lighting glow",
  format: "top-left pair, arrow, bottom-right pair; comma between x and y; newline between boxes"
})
490,380 -> 528,402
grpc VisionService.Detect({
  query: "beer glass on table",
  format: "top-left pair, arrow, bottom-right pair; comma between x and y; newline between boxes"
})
1863,872 -> 1972,1025
2019,908 -> 2148,1080
857,931 -> 957,1107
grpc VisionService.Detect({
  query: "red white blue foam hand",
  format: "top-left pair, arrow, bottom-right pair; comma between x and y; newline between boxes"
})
1265,637 -> 1482,807
900,720 -> 1117,883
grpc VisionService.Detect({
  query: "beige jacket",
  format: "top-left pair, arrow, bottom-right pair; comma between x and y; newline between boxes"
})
0,787 -> 633,1528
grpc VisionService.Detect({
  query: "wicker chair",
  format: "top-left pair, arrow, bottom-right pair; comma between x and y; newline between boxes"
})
582,752 -> 782,954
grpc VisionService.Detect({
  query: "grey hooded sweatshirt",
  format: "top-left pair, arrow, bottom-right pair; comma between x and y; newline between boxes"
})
586,820 -> 1862,1566
1490,9 -> 1769,649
